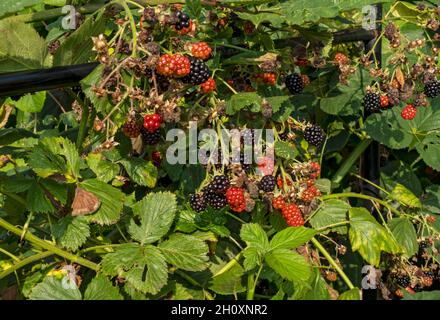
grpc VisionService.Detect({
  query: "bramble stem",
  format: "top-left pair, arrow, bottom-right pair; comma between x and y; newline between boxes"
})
0,217 -> 99,271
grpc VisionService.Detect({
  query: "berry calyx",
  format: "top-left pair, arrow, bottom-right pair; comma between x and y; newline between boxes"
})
272,196 -> 285,210
191,42 -> 212,60
226,187 -> 246,213
143,113 -> 162,132
200,78 -> 216,93
190,193 -> 206,213
304,124 -> 325,147
285,73 -> 304,95
281,203 -> 304,227
401,104 -> 417,120
380,95 -> 390,108
363,92 -> 380,113
259,175 -> 276,192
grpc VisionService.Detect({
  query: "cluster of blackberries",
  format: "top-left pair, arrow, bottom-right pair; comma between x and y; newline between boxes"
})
285,73 -> 304,95
175,11 -> 190,30
182,57 -> 211,85
190,175 -> 231,212
304,125 -> 325,147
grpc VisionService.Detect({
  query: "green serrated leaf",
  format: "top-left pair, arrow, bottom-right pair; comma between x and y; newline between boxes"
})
226,92 -> 262,115
269,227 -> 316,251
349,207 -> 401,266
80,179 -> 125,225
0,128 -> 37,145
54,13 -> 106,66
309,199 -> 350,234
121,158 -> 158,188
338,288 -> 361,300
388,218 -> 418,257
86,153 -> 119,183
128,192 -> 176,244
265,249 -> 311,282
158,234 -> 209,271
26,181 -> 54,213
29,276 -> 81,300
274,141 -> 297,160
0,0 -> 43,18
210,262 -> 246,295
53,216 -> 90,251
389,183 -> 421,208
84,274 -> 122,300
240,223 -> 270,253
14,92 -> 46,113
0,20 -> 52,72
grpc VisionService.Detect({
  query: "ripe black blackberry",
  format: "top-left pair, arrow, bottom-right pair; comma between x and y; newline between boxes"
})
259,175 -> 276,192
396,275 -> 410,288
285,73 -> 304,95
190,194 -> 206,213
279,132 -> 288,141
419,240 -> 429,250
182,57 -> 211,85
424,80 -> 440,98
141,128 -> 161,145
304,124 -> 325,147
175,11 -> 190,30
210,175 -> 230,194
205,191 -> 227,209
363,92 -> 380,113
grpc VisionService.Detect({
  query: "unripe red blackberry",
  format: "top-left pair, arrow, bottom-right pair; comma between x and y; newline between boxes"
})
285,73 -> 304,94
226,187 -> 246,213
122,119 -> 141,138
281,204 -> 304,227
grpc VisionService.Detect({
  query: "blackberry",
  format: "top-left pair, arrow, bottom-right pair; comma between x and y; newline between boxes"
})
205,191 -> 227,210
182,57 -> 211,85
363,92 -> 380,113
279,132 -> 288,141
285,73 -> 304,95
210,175 -> 230,194
123,120 -> 141,138
396,275 -> 410,288
175,11 -> 190,30
419,240 -> 429,250
141,128 -> 161,145
231,153 -> 252,172
424,80 -> 440,98
304,124 -> 325,147
190,194 -> 206,213
259,175 -> 276,192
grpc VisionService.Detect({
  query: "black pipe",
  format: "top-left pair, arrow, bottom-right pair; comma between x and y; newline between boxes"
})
361,4 -> 382,301
0,62 -> 99,97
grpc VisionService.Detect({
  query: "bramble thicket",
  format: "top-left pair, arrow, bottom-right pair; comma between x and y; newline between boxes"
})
1,0 -> 440,300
